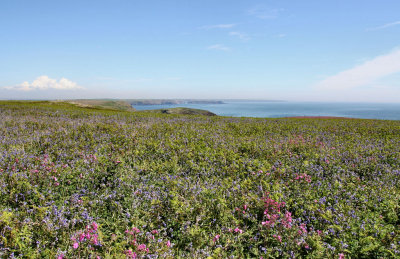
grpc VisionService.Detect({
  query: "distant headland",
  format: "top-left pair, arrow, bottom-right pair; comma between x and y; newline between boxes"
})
52,99 -> 217,116
126,99 -> 224,105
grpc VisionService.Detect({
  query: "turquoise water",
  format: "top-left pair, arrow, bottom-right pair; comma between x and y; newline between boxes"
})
132,101 -> 400,120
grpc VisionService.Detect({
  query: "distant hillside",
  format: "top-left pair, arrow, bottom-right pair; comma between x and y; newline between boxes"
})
140,107 -> 216,116
59,100 -> 216,115
63,99 -> 136,111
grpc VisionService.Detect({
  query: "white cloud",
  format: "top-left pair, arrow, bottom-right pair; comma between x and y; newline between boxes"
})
5,76 -> 83,91
247,6 -> 281,19
367,21 -> 400,31
207,44 -> 230,51
315,48 -> 400,90
200,24 -> 236,30
229,31 -> 250,41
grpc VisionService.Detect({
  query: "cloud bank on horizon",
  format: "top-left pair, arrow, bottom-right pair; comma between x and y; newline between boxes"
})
4,76 -> 83,91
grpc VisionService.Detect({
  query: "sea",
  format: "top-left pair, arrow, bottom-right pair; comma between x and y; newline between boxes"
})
132,101 -> 400,120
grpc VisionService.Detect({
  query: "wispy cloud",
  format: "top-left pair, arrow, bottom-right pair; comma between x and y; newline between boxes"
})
247,6 -> 282,19
94,77 -> 153,83
367,21 -> 400,31
229,31 -> 250,41
200,24 -> 236,30
164,77 -> 182,81
207,44 -> 230,51
131,78 -> 153,83
4,76 -> 83,91
315,48 -> 400,90
274,33 -> 286,38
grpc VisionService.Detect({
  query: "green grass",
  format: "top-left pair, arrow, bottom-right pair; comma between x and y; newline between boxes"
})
62,99 -> 136,111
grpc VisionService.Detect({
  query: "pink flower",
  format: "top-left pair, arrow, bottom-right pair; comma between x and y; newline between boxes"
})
137,244 -> 148,252
73,242 -> 79,249
234,227 -> 243,234
272,234 -> 282,243
338,253 -> 345,259
92,222 -> 98,231
79,233 -> 85,242
57,254 -> 64,259
125,249 -> 137,259
262,213 -> 279,228
299,223 -> 307,234
282,211 -> 292,229
92,236 -> 99,245
166,240 -> 171,247
213,234 -> 220,243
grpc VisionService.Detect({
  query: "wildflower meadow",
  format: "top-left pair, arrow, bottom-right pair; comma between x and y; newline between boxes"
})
0,101 -> 399,258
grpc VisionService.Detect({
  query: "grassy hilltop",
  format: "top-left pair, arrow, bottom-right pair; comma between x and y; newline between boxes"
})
63,99 -> 137,112
60,99 -> 216,116
0,101 -> 400,258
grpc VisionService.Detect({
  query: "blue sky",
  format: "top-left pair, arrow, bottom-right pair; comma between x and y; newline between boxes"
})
1,0 -> 400,102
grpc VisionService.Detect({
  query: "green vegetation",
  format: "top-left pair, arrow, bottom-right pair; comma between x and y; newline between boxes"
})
63,99 -> 136,111
0,101 -> 400,258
